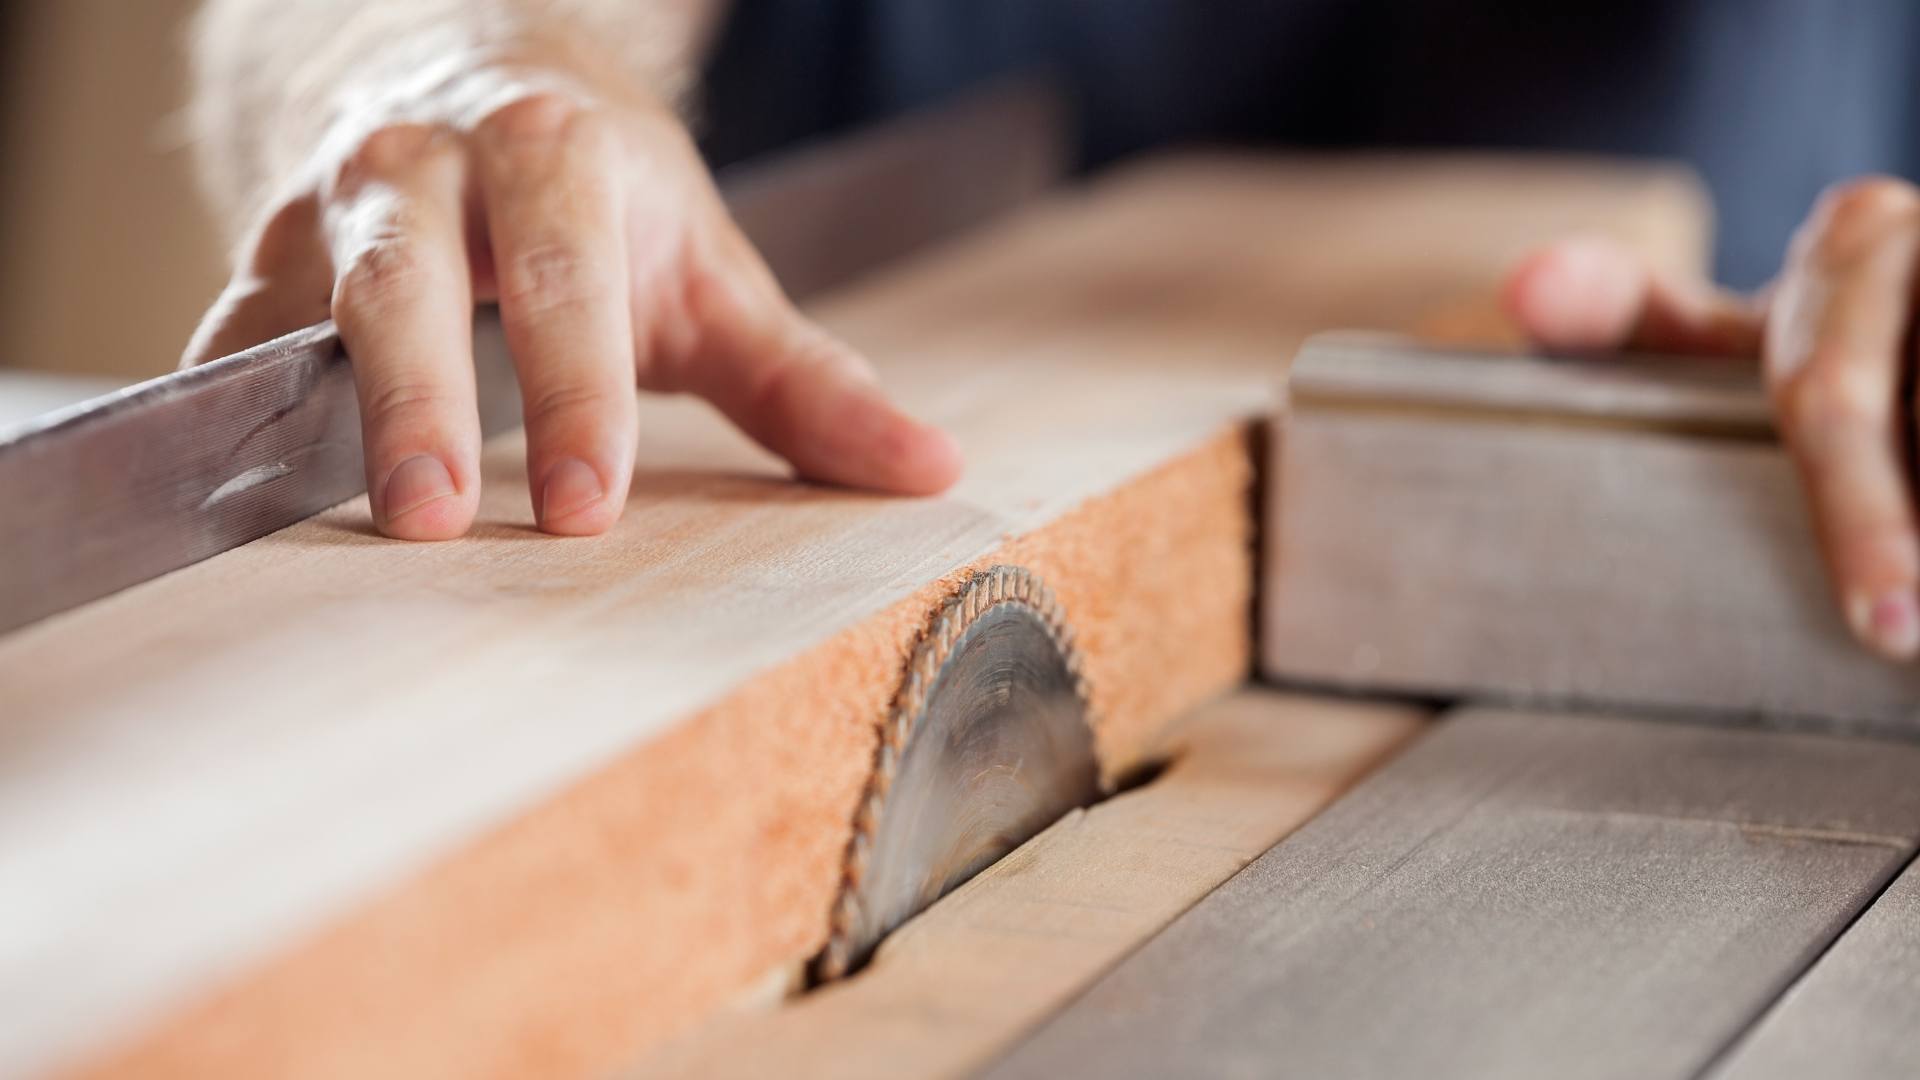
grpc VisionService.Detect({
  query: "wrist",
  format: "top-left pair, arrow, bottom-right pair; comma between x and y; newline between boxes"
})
277,40 -> 679,215
201,3 -> 697,235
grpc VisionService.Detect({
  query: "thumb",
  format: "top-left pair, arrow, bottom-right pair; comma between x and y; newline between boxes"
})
1503,234 -> 1764,358
182,274 -> 334,369
182,195 -> 335,368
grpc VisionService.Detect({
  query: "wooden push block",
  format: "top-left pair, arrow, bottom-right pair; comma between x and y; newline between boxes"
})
1263,334 -> 1920,728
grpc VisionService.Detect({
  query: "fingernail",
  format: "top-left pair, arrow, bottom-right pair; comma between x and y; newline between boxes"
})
1855,589 -> 1920,659
541,458 -> 605,523
384,454 -> 456,520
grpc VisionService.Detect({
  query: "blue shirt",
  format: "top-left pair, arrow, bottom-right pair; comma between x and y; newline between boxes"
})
700,0 -> 1920,289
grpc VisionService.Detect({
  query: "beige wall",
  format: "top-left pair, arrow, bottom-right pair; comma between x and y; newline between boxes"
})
0,0 -> 229,380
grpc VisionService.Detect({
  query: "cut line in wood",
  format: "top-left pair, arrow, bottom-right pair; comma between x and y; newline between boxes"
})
1709,850 -> 1920,1080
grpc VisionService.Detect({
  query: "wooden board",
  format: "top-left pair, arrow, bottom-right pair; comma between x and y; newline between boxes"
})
627,688 -> 1426,1080
0,152 -> 1706,1080
1263,335 -> 1920,730
985,708 -> 1920,1080
1710,854 -> 1920,1079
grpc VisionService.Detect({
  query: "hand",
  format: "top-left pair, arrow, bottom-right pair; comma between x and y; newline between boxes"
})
1505,177 -> 1920,660
183,66 -> 963,541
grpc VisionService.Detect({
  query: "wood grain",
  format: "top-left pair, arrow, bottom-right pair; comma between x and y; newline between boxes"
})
1288,331 -> 1773,433
628,688 -> 1426,1080
987,709 -> 1920,1080
1711,854 -> 1920,1079
1264,337 -> 1920,728
0,152 -> 1707,1080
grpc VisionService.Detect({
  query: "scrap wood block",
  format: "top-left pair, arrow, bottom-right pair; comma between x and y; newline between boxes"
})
1263,333 -> 1920,727
0,151 -> 1704,1080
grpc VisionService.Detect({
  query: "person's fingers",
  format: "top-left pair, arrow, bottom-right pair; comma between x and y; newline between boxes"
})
718,318 -> 964,495
1766,177 -> 1920,660
474,95 -> 638,535
325,125 -> 481,541
1504,234 -> 1763,357
662,222 -> 963,495
1503,235 -> 1648,350
181,195 -> 336,368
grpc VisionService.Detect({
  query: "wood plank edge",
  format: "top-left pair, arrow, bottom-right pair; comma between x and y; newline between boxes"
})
58,425 -> 1257,1080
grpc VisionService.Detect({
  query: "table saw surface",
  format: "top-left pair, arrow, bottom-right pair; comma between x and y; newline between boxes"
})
9,149 -> 1916,1080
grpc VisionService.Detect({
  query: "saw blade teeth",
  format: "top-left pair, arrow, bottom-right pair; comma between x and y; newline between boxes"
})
824,889 -> 862,973
816,560 -> 1104,982
818,941 -> 849,982
854,798 -> 880,841
846,831 -> 872,878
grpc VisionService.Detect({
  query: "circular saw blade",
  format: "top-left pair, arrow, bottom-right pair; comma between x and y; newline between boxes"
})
814,565 -> 1100,981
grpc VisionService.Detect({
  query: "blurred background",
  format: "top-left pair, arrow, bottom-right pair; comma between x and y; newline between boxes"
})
0,0 -> 226,382
2,0 -> 1914,385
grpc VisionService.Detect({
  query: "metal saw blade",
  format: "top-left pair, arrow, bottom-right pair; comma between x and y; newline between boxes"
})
814,565 -> 1102,981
